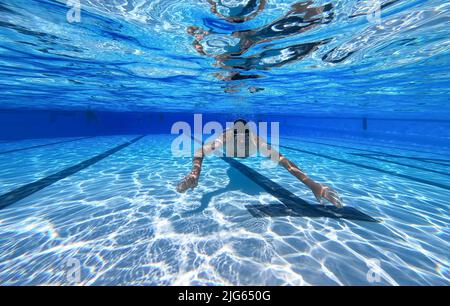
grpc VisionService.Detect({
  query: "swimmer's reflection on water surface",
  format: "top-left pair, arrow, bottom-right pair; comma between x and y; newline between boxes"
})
187,1 -> 334,90
207,0 -> 267,23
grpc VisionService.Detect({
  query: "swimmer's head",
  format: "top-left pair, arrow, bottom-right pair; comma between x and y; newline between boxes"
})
187,26 -> 207,36
208,0 -> 266,23
233,118 -> 249,135
187,26 -> 198,35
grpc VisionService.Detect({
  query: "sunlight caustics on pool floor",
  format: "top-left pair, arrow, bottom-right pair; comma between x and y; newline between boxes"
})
0,134 -> 448,285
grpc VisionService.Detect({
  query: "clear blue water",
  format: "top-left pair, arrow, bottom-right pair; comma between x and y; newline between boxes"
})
0,0 -> 449,285
1,0 -> 449,114
0,134 -> 449,285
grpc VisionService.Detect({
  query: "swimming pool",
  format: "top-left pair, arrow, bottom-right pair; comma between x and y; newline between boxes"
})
0,134 -> 448,285
0,0 -> 449,286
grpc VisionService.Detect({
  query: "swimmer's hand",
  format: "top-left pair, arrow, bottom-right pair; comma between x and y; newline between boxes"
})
312,183 -> 343,208
176,173 -> 199,193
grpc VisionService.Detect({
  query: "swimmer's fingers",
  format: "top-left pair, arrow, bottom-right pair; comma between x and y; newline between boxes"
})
323,188 -> 343,208
176,174 -> 198,193
176,179 -> 188,193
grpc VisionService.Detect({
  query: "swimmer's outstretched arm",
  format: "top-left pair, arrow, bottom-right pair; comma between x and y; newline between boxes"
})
176,135 -> 225,193
257,136 -> 343,208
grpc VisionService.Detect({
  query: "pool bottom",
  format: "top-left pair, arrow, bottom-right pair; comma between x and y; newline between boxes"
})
0,134 -> 448,285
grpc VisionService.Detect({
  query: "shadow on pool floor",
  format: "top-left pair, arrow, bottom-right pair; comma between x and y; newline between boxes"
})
183,158 -> 377,223
245,204 -> 377,222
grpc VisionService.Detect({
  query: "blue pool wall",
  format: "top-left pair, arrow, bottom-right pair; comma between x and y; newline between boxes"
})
0,109 -> 449,148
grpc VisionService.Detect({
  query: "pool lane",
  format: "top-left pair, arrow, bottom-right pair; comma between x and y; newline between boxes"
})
0,136 -> 145,210
290,135 -> 450,158
291,136 -> 450,175
0,135 -> 193,285
0,137 -> 83,152
0,136 -> 95,155
280,144 -> 450,191
283,137 -> 450,166
0,135 -> 137,195
282,136 -> 450,168
279,137 -> 450,191
349,153 -> 450,177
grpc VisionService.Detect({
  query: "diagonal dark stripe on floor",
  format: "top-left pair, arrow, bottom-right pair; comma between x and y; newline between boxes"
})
281,137 -> 450,166
283,135 -> 450,158
350,153 -> 450,177
0,135 -> 145,210
356,153 -> 450,164
279,144 -> 450,191
0,136 -> 96,155
221,157 -> 377,222
190,136 -> 376,222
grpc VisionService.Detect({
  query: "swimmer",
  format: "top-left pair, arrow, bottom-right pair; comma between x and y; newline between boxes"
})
176,119 -> 343,208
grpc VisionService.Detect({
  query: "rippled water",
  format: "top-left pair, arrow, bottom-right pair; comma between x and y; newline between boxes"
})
0,0 -> 449,114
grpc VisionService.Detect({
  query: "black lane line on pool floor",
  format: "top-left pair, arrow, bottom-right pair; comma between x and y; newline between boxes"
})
0,135 -> 145,210
358,154 -> 450,166
281,136 -> 450,166
282,135 -> 450,159
280,137 -> 450,174
279,144 -> 450,191
350,153 -> 450,177
191,136 -> 376,222
0,136 -> 96,155
221,157 -> 377,222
